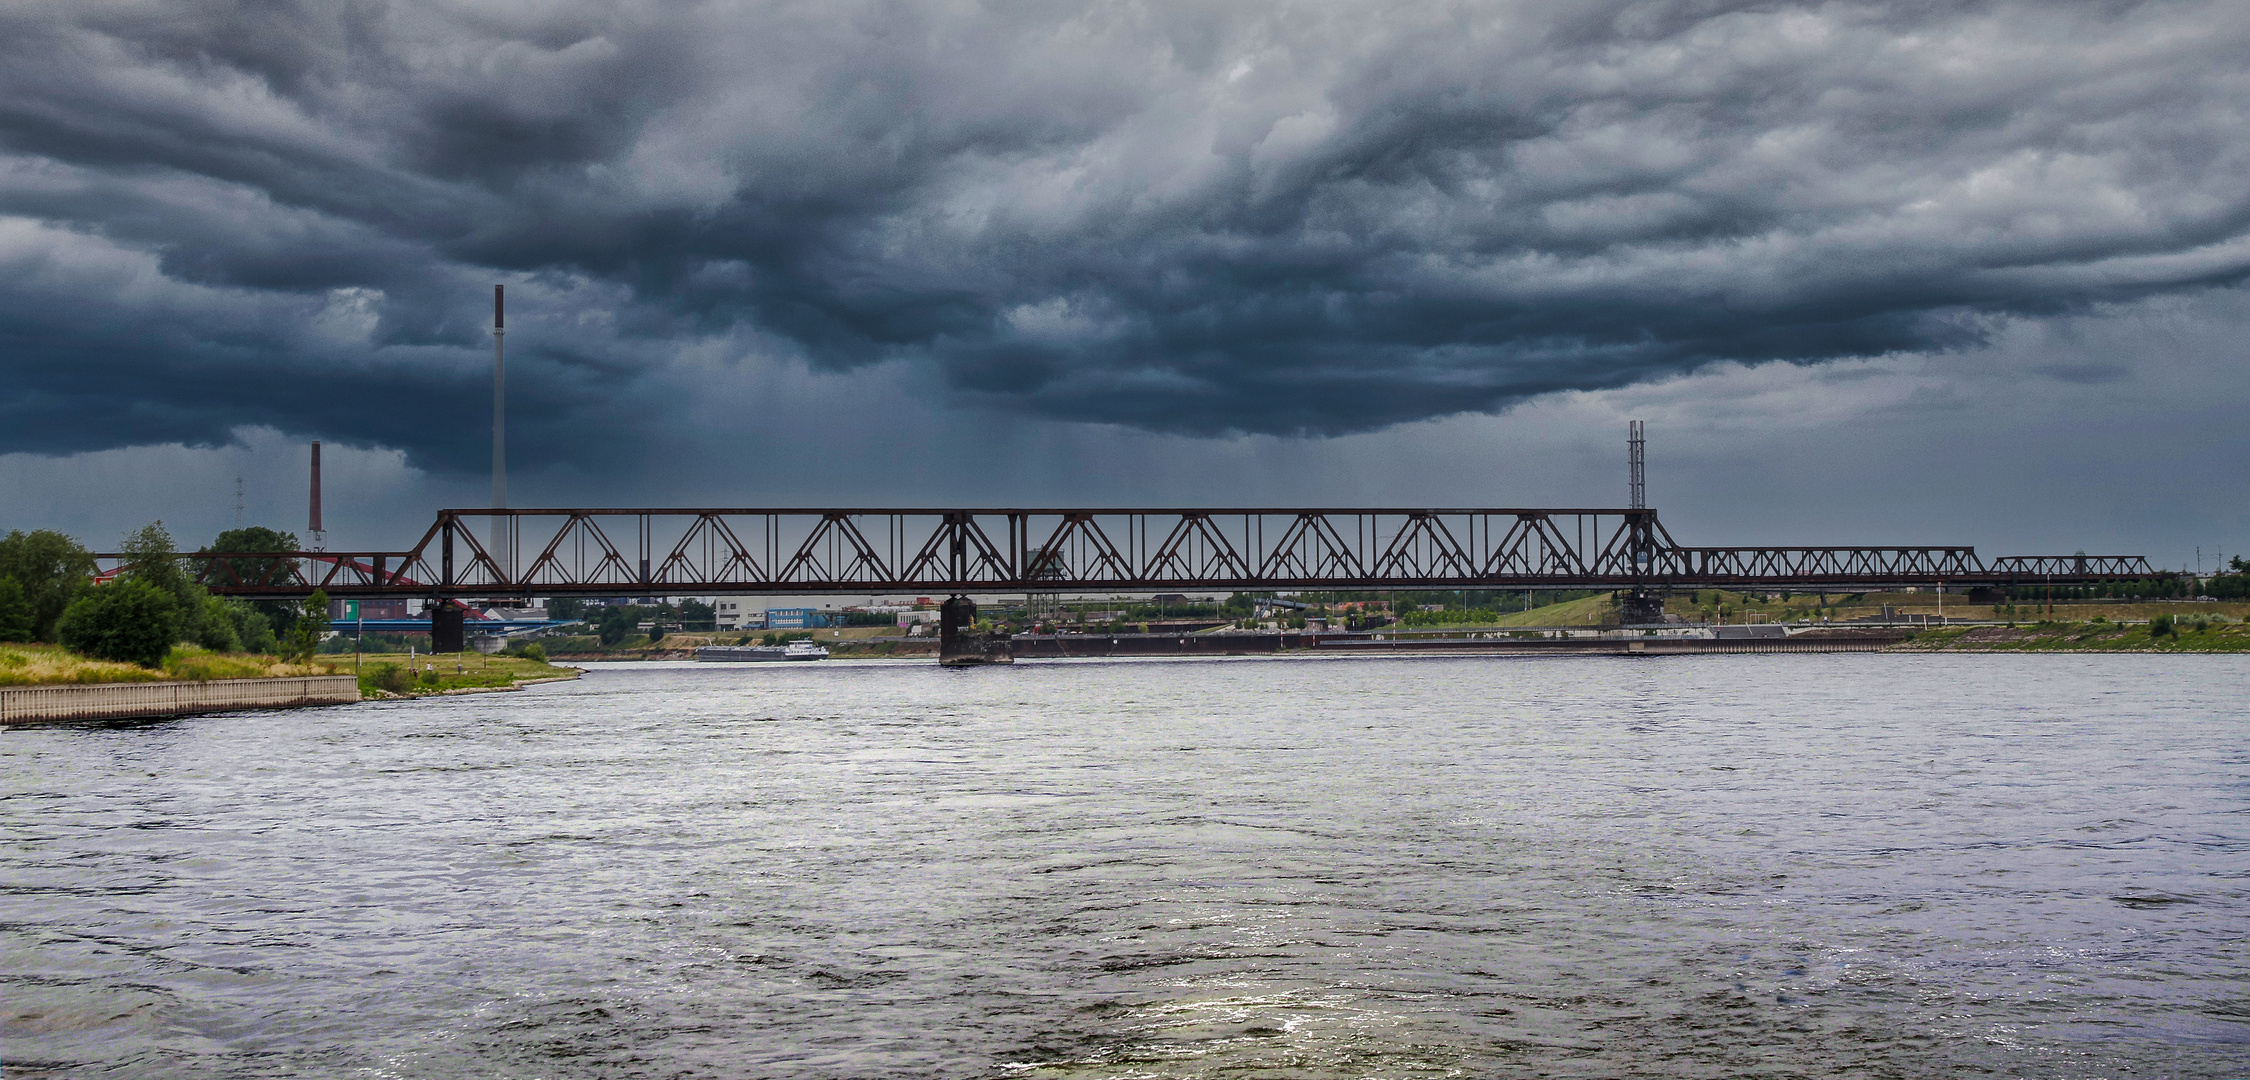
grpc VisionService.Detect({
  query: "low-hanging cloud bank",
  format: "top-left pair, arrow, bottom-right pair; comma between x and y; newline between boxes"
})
2,0 -> 2245,467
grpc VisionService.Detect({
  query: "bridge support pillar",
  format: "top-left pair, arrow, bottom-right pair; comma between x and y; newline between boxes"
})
939,595 -> 1012,667
431,603 -> 464,653
1618,589 -> 1666,626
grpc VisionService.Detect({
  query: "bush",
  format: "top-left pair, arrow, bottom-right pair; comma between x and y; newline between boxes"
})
502,642 -> 547,663
2149,614 -> 2174,637
192,593 -> 241,652
362,662 -> 414,694
0,578 -> 34,642
224,600 -> 277,654
58,580 -> 180,667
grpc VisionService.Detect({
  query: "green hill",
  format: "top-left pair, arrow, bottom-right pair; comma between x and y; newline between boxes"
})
1486,594 -> 1616,627
1396,593 -> 1617,629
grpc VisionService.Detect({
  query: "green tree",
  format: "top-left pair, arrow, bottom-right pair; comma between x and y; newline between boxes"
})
119,521 -> 190,597
202,527 -> 306,631
58,580 -> 180,667
283,590 -> 329,661
597,606 -> 636,646
0,529 -> 97,641
0,577 -> 34,642
204,526 -> 302,573
120,521 -> 243,651
678,599 -> 714,630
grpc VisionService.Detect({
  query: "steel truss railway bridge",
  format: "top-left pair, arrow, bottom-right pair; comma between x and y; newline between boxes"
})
124,506 -> 2157,599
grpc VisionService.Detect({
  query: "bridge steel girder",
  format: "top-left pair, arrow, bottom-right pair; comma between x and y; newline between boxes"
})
103,507 -> 2165,600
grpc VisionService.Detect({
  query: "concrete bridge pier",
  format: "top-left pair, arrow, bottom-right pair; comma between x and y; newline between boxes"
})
939,595 -> 1012,667
431,603 -> 465,653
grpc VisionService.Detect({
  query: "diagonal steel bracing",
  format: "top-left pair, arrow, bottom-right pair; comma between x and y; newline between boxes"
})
110,506 -> 2166,599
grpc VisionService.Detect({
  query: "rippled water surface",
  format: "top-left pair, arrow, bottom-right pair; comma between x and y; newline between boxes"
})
5,653 -> 2247,1078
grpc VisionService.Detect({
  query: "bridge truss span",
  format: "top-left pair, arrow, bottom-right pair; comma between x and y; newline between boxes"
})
125,507 -> 2164,599
438,507 -> 1683,596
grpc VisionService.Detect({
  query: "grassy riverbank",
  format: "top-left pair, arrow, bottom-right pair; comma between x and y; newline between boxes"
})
0,642 -> 335,686
0,641 -> 583,696
1900,619 -> 2250,652
1448,595 -> 1620,628
1646,591 -> 2250,627
1404,590 -> 2250,633
542,627 -> 928,661
349,651 -> 581,697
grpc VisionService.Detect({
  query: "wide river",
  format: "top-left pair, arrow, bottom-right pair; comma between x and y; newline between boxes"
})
4,654 -> 2246,1078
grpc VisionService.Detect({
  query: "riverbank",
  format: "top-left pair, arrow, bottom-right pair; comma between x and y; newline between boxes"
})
555,620 -> 2246,663
1897,619 -> 2250,652
1384,592 -> 2250,631
0,642 -> 333,686
540,626 -> 920,661
346,651 -> 583,697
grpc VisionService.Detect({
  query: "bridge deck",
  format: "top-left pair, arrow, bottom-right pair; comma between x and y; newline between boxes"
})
111,507 -> 2163,599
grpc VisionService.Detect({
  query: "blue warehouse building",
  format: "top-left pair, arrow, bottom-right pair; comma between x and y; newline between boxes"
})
763,608 -> 833,629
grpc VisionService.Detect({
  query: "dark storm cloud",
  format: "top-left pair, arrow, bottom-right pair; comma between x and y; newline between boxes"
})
2,0 -> 2246,467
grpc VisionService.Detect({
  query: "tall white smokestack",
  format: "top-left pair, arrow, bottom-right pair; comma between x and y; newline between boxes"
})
492,284 -> 508,581
1627,420 -> 1645,510
492,284 -> 505,511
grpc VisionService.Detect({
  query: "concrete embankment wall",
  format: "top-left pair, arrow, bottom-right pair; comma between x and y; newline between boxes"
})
1009,631 -> 1912,659
2,675 -> 361,726
1309,636 -> 1910,656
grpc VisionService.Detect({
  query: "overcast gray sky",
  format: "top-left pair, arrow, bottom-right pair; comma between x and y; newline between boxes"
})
1,0 -> 2244,569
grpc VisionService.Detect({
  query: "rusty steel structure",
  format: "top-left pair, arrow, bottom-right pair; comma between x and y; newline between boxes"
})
122,507 -> 2163,600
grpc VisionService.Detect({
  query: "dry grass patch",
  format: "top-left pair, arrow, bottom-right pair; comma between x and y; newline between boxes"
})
0,643 -> 163,686
162,648 -> 333,681
0,642 -> 337,686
